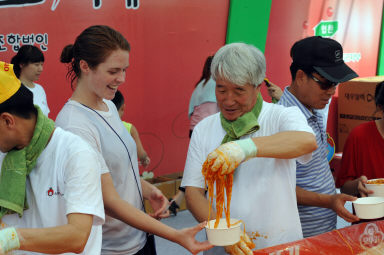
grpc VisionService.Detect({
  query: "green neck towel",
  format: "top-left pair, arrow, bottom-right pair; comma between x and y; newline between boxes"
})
0,106 -> 55,218
220,93 -> 263,144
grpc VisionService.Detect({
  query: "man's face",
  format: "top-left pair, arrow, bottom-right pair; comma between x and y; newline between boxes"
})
0,115 -> 16,153
215,78 -> 259,121
296,71 -> 337,110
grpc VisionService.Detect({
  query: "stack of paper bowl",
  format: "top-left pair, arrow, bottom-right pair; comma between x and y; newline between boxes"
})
353,197 -> 384,219
366,179 -> 384,197
205,218 -> 242,246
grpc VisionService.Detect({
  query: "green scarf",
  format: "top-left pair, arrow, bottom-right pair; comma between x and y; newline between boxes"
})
220,93 -> 263,144
0,106 -> 55,218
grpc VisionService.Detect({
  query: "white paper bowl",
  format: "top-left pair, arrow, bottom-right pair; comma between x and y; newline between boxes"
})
205,218 -> 242,246
353,197 -> 384,219
366,179 -> 384,197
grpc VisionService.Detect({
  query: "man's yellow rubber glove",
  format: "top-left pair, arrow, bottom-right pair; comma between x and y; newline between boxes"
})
0,227 -> 20,254
225,232 -> 255,255
205,139 -> 257,175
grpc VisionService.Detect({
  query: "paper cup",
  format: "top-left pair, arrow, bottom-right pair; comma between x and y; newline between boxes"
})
353,197 -> 384,219
366,179 -> 384,197
205,218 -> 242,246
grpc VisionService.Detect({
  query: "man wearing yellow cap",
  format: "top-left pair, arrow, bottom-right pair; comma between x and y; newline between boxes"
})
0,61 -> 105,254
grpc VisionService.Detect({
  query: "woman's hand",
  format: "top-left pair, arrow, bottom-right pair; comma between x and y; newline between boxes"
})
176,222 -> 213,255
147,187 -> 170,219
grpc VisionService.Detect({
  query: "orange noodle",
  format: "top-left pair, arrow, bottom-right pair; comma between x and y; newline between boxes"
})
367,179 -> 384,184
202,155 -> 233,228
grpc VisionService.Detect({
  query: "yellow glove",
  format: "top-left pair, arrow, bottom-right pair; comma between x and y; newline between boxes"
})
0,227 -> 20,254
205,139 -> 257,175
224,232 -> 255,255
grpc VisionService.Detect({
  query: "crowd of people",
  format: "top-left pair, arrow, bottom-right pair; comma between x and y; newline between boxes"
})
0,24 -> 382,255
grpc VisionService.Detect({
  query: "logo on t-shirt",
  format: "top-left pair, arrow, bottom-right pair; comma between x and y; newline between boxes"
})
47,187 -> 64,197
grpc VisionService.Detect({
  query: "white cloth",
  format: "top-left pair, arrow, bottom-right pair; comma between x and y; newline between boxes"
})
181,101 -> 314,253
0,128 -> 105,255
56,100 -> 146,255
25,83 -> 50,116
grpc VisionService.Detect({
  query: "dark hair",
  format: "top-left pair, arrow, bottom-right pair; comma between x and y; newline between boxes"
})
375,81 -> 384,111
289,62 -> 316,80
112,90 -> 125,110
195,55 -> 214,87
10,45 -> 45,78
0,85 -> 37,119
60,25 -> 131,90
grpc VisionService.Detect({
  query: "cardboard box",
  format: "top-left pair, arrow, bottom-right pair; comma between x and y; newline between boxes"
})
144,172 -> 186,213
338,76 -> 383,151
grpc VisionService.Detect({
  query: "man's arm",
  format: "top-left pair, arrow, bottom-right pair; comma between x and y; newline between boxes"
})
185,186 -> 211,223
252,131 -> 317,158
2,213 -> 93,254
296,186 -> 359,222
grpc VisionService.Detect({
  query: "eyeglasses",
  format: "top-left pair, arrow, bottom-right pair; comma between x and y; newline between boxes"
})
307,73 -> 339,90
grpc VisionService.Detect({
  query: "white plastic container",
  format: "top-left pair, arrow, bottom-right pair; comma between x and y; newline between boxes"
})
205,218 -> 242,246
366,179 -> 384,197
353,197 -> 384,219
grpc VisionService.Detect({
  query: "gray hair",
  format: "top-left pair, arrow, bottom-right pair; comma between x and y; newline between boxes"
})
211,42 -> 266,86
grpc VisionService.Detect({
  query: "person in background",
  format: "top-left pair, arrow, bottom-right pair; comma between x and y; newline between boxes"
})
0,61 -> 104,254
11,45 -> 50,116
265,79 -> 331,129
56,25 -> 212,255
337,81 -> 384,197
278,36 -> 359,238
182,42 -> 318,254
169,55 -> 219,216
112,90 -> 151,168
188,55 -> 219,138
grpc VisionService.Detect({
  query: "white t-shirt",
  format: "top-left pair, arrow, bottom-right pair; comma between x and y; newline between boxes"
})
25,83 -> 50,117
56,100 -> 146,255
0,128 -> 105,255
181,101 -> 314,253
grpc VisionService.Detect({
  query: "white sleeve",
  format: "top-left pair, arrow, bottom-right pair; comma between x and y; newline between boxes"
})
278,106 -> 314,164
181,126 -> 207,189
64,149 -> 105,225
63,125 -> 110,175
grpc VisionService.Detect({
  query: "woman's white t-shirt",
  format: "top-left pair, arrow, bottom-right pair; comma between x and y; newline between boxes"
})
25,83 -> 50,116
56,100 -> 146,255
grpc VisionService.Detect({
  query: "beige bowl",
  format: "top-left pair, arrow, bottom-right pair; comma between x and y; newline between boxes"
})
366,179 -> 384,197
353,197 -> 384,219
205,218 -> 242,246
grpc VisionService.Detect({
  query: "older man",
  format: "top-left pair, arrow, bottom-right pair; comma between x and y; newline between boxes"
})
181,43 -> 317,254
278,36 -> 359,238
0,61 -> 104,254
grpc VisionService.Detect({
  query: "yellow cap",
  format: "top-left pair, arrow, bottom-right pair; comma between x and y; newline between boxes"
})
0,61 -> 21,103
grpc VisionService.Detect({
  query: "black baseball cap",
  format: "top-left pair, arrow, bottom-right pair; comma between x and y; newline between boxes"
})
290,36 -> 358,83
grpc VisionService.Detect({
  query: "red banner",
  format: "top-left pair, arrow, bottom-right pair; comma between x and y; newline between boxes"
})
0,1 -> 229,175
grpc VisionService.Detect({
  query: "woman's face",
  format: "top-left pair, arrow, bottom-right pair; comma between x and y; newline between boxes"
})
20,62 -> 43,82
88,49 -> 130,100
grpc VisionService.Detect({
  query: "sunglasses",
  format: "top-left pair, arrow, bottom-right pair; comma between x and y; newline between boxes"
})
307,73 -> 339,90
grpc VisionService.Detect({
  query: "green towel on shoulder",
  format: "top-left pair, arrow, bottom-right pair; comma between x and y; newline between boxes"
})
0,106 -> 55,218
220,93 -> 263,144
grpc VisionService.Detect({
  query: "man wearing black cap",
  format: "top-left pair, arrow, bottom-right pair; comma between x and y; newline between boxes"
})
0,61 -> 105,254
278,36 -> 359,237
